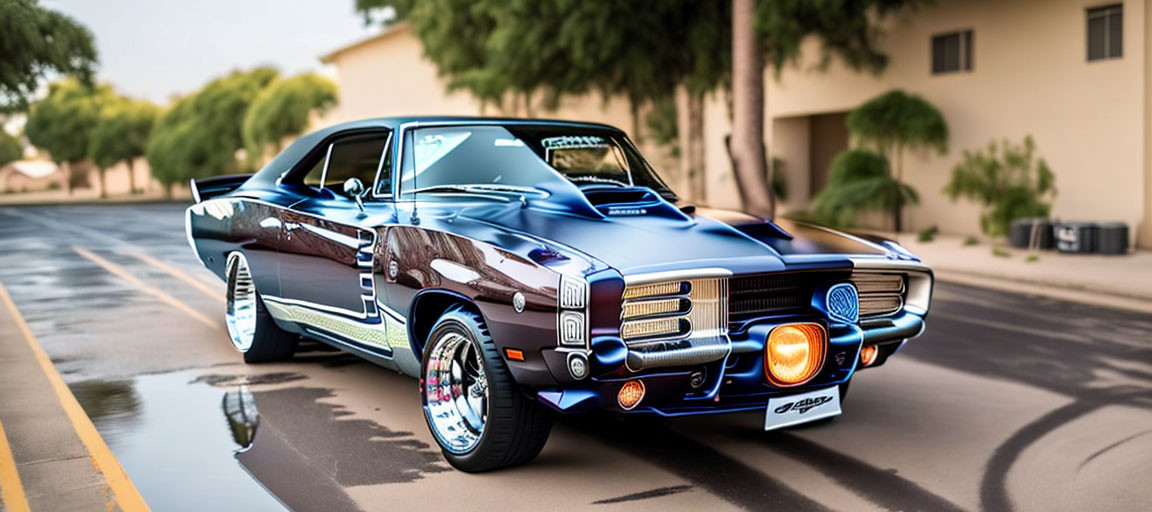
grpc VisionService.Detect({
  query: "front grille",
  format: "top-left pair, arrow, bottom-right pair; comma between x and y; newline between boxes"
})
620,276 -> 729,370
729,271 -> 849,322
621,277 -> 727,345
851,272 -> 905,317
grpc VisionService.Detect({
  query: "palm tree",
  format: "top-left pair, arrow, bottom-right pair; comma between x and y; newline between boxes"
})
812,149 -> 918,229
846,90 -> 947,231
729,0 -> 774,216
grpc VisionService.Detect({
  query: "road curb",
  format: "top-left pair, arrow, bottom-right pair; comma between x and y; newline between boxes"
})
933,269 -> 1152,314
0,283 -> 150,511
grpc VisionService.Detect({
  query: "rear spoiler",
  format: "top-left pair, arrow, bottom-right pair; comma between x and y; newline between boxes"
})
190,174 -> 252,203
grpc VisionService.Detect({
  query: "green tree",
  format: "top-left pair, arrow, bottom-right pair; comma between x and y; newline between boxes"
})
0,130 -> 21,168
242,73 -> 338,162
728,0 -> 931,217
89,98 -> 159,196
0,0 -> 98,112
845,89 -> 947,231
147,68 -> 278,195
25,79 -> 113,194
356,0 -> 727,202
943,135 -> 1055,237
812,148 -> 917,228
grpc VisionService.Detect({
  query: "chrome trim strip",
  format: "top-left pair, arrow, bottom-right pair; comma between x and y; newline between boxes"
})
184,205 -> 202,265
622,268 -> 733,286
263,295 -> 373,321
318,142 -> 334,190
370,131 -> 395,199
849,257 -> 932,274
625,343 -> 728,371
555,274 -> 590,349
263,298 -> 391,350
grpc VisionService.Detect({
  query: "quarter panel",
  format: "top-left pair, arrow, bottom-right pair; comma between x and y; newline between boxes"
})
186,197 -> 282,297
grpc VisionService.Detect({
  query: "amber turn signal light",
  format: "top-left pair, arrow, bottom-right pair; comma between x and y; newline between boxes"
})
618,380 -> 645,410
859,344 -> 878,366
765,323 -> 827,386
504,348 -> 525,361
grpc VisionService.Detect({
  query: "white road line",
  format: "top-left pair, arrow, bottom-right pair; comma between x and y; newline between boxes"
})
119,250 -> 224,303
72,246 -> 221,330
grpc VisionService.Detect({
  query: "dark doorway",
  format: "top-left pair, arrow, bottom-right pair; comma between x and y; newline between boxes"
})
808,112 -> 849,199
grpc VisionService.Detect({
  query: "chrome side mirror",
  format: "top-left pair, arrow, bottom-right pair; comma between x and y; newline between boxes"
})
343,178 -> 366,215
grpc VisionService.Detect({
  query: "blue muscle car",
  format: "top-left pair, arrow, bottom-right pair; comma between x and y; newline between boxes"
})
186,117 -> 933,472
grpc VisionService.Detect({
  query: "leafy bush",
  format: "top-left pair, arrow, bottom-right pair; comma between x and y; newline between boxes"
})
824,89 -> 949,229
918,225 -> 938,242
963,235 -> 979,246
943,135 -> 1055,237
812,149 -> 917,227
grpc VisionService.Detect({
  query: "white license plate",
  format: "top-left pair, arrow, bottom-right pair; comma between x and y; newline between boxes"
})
764,386 -> 842,431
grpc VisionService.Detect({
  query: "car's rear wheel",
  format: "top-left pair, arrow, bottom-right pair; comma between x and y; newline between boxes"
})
225,253 -> 297,363
421,305 -> 552,472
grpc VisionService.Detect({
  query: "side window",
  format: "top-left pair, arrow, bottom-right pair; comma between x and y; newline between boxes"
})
301,149 -> 328,188
325,132 -> 391,197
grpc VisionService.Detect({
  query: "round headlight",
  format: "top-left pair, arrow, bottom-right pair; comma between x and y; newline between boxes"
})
765,323 -> 826,386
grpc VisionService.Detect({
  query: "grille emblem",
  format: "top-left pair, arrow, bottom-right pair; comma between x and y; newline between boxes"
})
826,283 -> 859,324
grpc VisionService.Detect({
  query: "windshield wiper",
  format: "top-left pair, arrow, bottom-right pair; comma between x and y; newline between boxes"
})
410,184 -> 545,195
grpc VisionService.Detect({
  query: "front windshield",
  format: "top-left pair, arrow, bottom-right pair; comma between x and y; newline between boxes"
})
399,124 -> 676,200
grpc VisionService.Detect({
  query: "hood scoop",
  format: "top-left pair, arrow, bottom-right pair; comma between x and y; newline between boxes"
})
733,221 -> 793,241
583,187 -> 688,220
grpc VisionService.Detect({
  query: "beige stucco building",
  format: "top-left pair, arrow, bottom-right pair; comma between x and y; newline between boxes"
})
320,0 -> 1152,248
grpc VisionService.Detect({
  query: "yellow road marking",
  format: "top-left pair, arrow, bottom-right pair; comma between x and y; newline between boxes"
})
0,418 -> 30,512
72,246 -> 220,330
0,283 -> 149,511
119,250 -> 224,304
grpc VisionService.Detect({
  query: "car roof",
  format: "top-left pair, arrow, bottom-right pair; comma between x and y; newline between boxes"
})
320,116 -> 624,134
246,116 -> 627,188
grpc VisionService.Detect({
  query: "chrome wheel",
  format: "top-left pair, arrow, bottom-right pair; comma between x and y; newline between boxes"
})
424,331 -> 488,454
225,253 -> 257,352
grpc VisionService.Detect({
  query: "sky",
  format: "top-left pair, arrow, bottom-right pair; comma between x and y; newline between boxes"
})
44,0 -> 383,103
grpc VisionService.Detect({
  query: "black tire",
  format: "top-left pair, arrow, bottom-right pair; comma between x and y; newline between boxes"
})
241,293 -> 299,363
224,253 -> 298,364
421,305 -> 553,472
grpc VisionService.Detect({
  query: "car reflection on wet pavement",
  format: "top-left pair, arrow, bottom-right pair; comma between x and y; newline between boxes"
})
1,204 -> 1150,511
70,372 -> 286,511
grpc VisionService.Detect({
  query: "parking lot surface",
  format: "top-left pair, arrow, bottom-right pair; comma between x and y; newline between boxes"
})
0,203 -> 1148,511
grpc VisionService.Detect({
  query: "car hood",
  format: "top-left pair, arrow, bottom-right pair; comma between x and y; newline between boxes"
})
421,194 -> 896,276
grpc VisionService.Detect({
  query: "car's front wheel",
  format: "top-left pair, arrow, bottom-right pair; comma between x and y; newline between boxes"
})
225,253 -> 298,363
421,305 -> 553,472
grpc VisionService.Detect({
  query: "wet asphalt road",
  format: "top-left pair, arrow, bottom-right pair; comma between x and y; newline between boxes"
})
0,203 -> 1149,512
